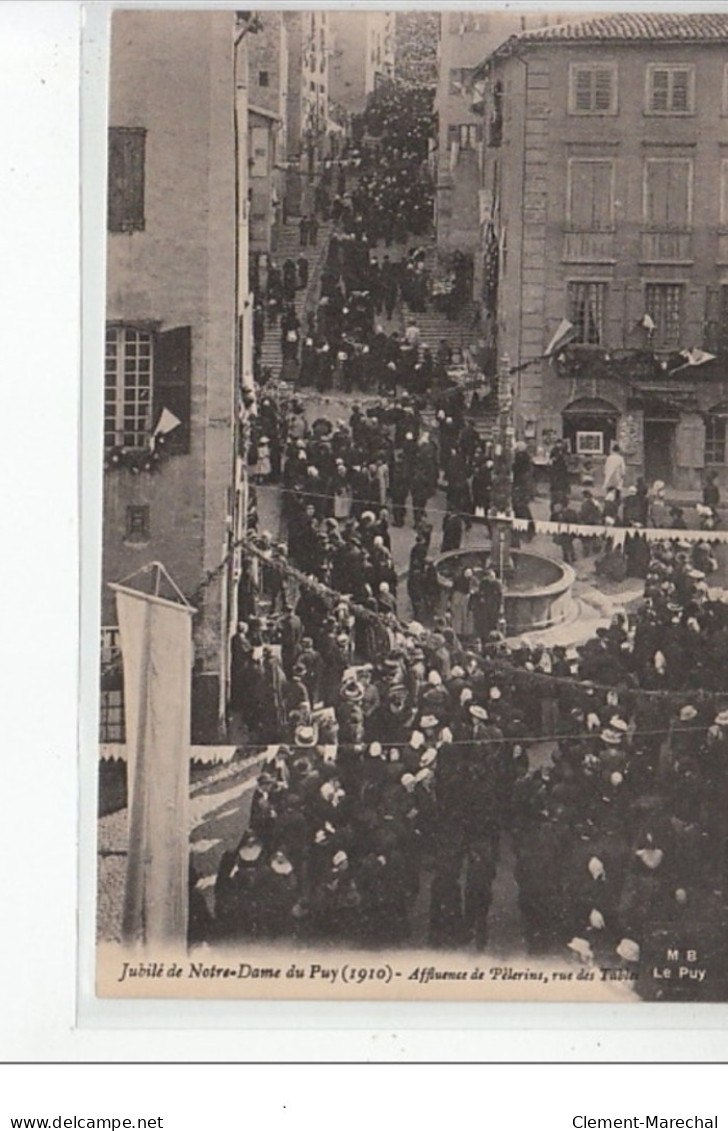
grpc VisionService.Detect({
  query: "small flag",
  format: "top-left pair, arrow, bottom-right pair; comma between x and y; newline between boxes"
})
670,348 -> 717,374
639,313 -> 656,332
679,348 -> 716,367
544,319 -> 577,358
151,407 -> 182,449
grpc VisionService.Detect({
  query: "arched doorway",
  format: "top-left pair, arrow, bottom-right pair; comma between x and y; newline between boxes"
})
561,396 -> 619,457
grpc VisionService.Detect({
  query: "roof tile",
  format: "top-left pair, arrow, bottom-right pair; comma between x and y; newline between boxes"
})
501,11 -> 728,49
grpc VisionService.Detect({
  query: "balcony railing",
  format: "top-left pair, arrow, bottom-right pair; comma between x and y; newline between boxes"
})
562,230 -> 615,262
640,230 -> 692,263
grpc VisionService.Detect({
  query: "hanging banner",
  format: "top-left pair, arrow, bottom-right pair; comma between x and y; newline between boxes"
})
112,575 -> 195,947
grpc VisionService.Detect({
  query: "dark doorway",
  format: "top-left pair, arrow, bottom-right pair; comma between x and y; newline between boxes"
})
644,418 -> 676,485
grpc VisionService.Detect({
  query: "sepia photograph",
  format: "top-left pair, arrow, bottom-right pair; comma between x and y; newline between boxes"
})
94,5 -> 728,1003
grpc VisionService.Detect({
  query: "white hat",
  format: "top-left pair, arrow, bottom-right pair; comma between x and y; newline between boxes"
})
420,714 -> 439,729
616,938 -> 640,963
401,773 -> 416,791
679,705 -> 698,722
270,851 -> 293,876
427,670 -> 442,686
587,856 -> 605,881
469,704 -> 489,721
608,716 -> 628,733
332,851 -> 348,869
419,748 -> 437,768
567,937 -> 594,961
714,710 -> 728,726
636,847 -> 664,870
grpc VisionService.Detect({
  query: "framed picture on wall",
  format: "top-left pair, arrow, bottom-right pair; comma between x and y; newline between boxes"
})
576,430 -> 604,455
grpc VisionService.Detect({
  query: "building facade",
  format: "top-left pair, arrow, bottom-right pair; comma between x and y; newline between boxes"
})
329,11 -> 395,117
477,13 -> 728,490
248,11 -> 288,252
434,11 -> 566,276
284,9 -> 331,216
103,9 -> 245,742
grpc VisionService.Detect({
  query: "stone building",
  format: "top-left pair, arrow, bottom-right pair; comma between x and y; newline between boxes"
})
248,12 -> 288,252
434,11 -> 565,287
102,10 -> 249,743
283,10 -> 332,216
475,12 -> 728,490
329,11 -> 396,117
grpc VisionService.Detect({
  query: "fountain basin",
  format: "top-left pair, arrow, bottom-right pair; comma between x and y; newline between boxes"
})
435,547 -> 577,636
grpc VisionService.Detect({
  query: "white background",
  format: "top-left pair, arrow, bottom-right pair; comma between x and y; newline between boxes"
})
0,0 -> 727,1110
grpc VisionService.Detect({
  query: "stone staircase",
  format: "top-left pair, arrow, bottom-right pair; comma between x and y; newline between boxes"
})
403,303 -> 483,354
258,219 -> 333,379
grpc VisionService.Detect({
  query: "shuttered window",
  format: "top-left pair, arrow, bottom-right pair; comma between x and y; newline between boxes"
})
646,65 -> 695,114
644,159 -> 692,230
104,324 -> 191,453
107,127 -> 146,233
569,64 -> 617,114
567,159 -> 614,230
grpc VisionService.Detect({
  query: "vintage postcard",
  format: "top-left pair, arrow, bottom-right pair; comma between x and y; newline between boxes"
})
94,5 -> 728,1002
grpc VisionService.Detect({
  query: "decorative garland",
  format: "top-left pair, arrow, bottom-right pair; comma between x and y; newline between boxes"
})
104,432 -> 169,474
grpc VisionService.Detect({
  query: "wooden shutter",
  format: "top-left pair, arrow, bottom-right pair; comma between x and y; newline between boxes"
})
650,69 -> 670,112
671,69 -> 690,111
607,281 -> 625,349
107,127 -> 145,233
666,160 -> 691,227
720,158 -> 728,226
593,68 -> 614,111
573,68 -> 594,111
645,159 -> 690,228
154,326 -> 192,454
675,414 -> 705,469
569,160 -> 612,229
704,285 -> 721,352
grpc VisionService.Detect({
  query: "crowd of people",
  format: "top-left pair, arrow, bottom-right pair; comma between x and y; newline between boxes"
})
206,434 -> 728,988
392,11 -> 439,90
204,84 -> 728,992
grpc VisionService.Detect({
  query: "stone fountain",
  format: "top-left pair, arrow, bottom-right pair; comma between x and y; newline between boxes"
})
435,544 -> 577,636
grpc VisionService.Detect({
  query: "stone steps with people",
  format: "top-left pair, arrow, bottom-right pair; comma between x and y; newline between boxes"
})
405,304 -> 482,354
258,218 -> 333,379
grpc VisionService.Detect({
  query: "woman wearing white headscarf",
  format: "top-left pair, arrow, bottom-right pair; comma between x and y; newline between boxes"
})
648,480 -> 670,528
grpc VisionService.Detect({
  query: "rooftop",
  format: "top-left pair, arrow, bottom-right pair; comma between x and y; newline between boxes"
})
493,11 -> 728,56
